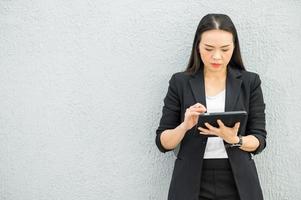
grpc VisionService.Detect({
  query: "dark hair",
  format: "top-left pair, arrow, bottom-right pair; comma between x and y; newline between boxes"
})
184,13 -> 246,75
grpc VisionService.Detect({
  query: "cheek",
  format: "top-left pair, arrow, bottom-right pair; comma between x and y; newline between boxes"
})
224,51 -> 234,61
200,51 -> 211,63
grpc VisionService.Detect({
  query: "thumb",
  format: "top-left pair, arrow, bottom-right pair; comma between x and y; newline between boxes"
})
234,122 -> 240,131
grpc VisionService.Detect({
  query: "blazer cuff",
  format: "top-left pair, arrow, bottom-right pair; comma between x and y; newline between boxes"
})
155,132 -> 172,153
251,133 -> 266,155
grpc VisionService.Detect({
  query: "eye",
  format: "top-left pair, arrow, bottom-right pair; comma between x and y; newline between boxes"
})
205,48 -> 213,52
222,49 -> 229,52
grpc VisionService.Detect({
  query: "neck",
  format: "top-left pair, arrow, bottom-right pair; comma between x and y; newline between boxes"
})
204,68 -> 227,80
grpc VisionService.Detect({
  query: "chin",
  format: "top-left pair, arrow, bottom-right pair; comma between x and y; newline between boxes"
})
210,66 -> 225,71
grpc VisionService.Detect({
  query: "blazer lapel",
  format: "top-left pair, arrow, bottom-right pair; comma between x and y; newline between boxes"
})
189,66 -> 242,112
189,69 -> 207,108
225,67 -> 242,111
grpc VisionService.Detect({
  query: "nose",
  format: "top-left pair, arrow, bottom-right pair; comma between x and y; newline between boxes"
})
212,50 -> 222,60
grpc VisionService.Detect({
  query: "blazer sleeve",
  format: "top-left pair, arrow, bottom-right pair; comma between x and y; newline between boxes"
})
155,74 -> 181,153
246,73 -> 267,155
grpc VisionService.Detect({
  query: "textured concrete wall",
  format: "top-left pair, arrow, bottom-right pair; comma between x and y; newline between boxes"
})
0,0 -> 300,199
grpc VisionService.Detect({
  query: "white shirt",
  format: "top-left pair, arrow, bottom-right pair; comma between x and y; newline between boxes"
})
203,89 -> 228,159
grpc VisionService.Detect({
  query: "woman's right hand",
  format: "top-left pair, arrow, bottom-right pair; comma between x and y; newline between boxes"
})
182,103 -> 207,131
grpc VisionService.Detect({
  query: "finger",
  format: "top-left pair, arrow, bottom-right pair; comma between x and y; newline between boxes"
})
195,103 -> 206,109
217,119 -> 225,128
191,103 -> 207,111
198,127 -> 210,133
198,129 -> 217,136
199,131 -> 209,135
190,107 -> 206,113
199,130 -> 212,135
196,107 -> 207,112
234,122 -> 240,131
186,107 -> 203,115
192,102 -> 203,107
204,122 -> 219,132
189,111 -> 202,116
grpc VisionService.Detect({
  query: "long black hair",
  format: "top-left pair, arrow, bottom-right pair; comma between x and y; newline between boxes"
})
185,14 -> 246,75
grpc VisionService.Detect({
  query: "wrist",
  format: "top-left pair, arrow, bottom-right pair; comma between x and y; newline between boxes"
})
229,135 -> 243,147
178,122 -> 189,132
226,135 -> 239,144
232,135 -> 240,144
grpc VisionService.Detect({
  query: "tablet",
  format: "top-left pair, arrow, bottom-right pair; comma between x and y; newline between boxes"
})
197,111 -> 247,129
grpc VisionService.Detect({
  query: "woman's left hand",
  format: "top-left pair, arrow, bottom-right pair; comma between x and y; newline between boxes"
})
198,120 -> 240,144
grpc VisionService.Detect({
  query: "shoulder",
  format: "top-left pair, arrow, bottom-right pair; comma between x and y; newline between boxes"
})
168,71 -> 192,85
229,66 -> 263,90
241,70 -> 260,79
171,71 -> 192,80
240,70 -> 262,89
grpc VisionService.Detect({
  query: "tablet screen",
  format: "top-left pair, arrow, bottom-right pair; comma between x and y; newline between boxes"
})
197,111 -> 247,129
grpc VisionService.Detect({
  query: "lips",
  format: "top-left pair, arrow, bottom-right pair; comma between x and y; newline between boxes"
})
211,63 -> 222,68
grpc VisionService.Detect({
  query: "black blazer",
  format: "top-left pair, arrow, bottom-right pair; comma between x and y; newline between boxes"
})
156,66 -> 267,200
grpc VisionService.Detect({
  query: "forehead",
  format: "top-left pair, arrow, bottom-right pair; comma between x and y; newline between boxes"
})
200,29 -> 233,46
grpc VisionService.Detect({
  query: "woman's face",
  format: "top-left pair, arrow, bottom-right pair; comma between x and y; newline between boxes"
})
199,29 -> 234,73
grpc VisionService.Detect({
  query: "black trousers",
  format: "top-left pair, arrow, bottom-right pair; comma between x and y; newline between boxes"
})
199,159 -> 240,200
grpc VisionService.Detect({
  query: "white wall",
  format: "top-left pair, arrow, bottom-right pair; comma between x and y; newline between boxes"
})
0,0 -> 300,199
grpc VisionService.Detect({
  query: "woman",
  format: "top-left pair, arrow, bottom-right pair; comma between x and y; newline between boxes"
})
155,14 -> 267,200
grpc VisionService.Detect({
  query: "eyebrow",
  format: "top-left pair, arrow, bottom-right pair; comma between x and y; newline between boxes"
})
204,44 -> 231,48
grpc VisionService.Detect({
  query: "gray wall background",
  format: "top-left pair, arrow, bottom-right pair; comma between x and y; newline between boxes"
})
1,0 -> 300,199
